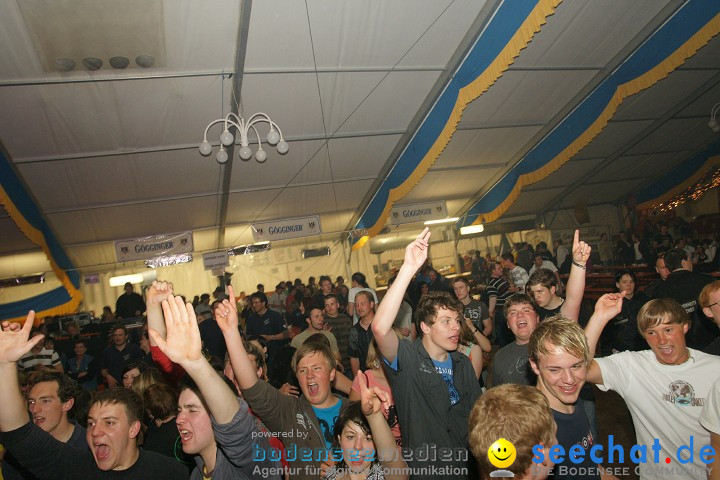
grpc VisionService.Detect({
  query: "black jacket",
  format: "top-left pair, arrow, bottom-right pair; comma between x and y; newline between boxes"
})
653,269 -> 717,349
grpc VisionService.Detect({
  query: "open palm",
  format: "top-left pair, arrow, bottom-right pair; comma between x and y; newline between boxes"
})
149,296 -> 203,365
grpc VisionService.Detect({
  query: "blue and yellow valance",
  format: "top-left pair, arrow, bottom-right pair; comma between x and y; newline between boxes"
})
458,0 -> 720,229
0,149 -> 82,322
351,0 -> 563,250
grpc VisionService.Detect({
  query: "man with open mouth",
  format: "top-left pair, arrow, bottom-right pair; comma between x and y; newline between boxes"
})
586,296 -> 720,480
149,291 -> 279,480
0,311 -> 188,479
372,228 -> 482,479
216,284 -> 349,480
2,371 -> 87,480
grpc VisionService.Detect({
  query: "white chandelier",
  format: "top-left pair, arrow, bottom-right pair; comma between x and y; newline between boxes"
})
199,112 -> 289,164
709,103 -> 720,133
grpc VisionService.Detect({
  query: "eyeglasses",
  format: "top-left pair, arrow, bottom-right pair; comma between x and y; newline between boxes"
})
708,300 -> 720,309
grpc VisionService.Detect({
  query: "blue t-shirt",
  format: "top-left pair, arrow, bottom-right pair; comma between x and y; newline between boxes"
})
552,401 -> 600,480
432,356 -> 459,406
313,399 -> 342,449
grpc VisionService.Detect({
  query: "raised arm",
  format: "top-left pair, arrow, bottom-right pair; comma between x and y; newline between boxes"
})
146,281 -> 174,345
585,292 -> 624,385
215,286 -> 261,390
357,372 -> 407,480
0,312 -> 44,432
465,316 -> 491,353
149,296 -> 240,424
372,228 -> 430,363
561,230 -> 591,322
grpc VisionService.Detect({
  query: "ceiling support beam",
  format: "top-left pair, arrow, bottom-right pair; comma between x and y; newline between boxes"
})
217,0 -> 254,251
13,129 -> 408,165
0,66 -> 448,87
44,175 -> 379,214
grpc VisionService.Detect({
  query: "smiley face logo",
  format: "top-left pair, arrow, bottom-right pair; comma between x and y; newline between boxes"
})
488,438 -> 517,469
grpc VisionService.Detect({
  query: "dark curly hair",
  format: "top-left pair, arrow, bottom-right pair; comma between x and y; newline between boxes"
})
415,291 -> 463,335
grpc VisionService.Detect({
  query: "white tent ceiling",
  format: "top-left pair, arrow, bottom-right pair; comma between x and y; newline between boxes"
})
1,0 -> 719,277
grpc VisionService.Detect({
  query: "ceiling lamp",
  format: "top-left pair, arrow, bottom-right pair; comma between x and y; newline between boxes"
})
109,273 -> 144,287
199,112 -> 289,164
424,217 -> 460,225
710,103 -> 720,133
459,224 -> 484,235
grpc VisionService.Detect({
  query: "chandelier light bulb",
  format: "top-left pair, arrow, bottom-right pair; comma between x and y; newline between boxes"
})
276,140 -> 289,154
709,117 -> 720,133
199,140 -> 212,156
266,129 -> 280,145
239,146 -> 253,160
216,147 -> 229,164
220,129 -> 234,146
255,148 -> 268,163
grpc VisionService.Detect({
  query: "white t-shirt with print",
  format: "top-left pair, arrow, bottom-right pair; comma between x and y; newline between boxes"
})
596,349 -> 720,480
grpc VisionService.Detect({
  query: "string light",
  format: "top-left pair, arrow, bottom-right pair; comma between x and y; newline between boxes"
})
651,166 -> 720,213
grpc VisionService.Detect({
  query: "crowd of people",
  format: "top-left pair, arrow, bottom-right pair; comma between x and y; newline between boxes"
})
1,221 -> 720,479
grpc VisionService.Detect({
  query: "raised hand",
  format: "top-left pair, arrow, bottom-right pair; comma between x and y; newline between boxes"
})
357,371 -> 390,417
0,312 -> 43,364
593,292 -> 625,323
149,296 -> 203,367
403,228 -> 431,272
147,280 -> 174,308
215,285 -> 239,332
571,229 -> 591,264
279,383 -> 300,397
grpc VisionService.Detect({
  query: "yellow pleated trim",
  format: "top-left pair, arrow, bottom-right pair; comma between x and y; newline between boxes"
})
635,155 -> 720,211
0,183 -> 83,325
352,0 -> 563,251
468,10 -> 720,226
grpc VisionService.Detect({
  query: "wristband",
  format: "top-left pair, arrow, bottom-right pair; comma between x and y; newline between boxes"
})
572,260 -> 586,270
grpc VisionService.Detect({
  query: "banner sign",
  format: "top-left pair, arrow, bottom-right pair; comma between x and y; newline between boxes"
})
390,201 -> 447,225
203,251 -> 229,271
252,216 -> 321,241
115,232 -> 193,263
552,226 -> 611,254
